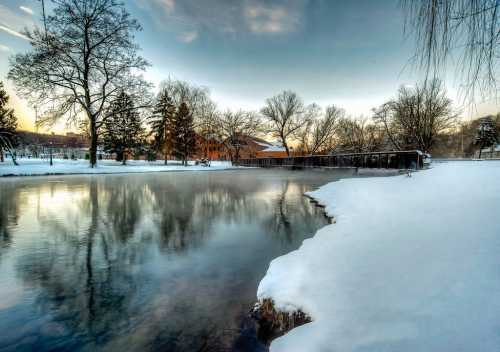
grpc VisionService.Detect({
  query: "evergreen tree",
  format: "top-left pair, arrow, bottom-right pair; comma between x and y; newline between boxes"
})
149,89 -> 176,164
475,116 -> 497,158
0,82 -> 18,165
172,102 -> 196,166
102,91 -> 145,165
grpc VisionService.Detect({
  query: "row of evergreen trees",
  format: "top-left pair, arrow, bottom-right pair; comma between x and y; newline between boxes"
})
0,82 -> 18,164
101,90 -> 196,165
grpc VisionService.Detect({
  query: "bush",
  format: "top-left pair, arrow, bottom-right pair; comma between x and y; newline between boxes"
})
85,153 -> 90,160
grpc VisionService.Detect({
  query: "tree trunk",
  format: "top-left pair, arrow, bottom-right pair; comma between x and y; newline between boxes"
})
479,148 -> 482,159
234,147 -> 241,165
90,117 -> 98,168
0,148 -> 3,162
283,142 -> 290,157
122,154 -> 126,165
11,154 -> 18,166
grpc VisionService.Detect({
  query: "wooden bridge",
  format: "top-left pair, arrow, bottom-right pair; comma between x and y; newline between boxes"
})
239,150 -> 424,170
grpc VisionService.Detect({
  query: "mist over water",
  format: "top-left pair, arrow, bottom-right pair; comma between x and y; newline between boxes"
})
0,169 -> 353,351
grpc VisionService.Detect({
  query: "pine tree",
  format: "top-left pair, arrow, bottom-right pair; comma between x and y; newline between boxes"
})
0,82 -> 18,165
102,91 -> 145,165
149,89 -> 176,164
475,116 -> 498,158
172,102 -> 196,166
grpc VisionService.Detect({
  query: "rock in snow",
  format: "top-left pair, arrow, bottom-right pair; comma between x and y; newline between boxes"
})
258,161 -> 500,352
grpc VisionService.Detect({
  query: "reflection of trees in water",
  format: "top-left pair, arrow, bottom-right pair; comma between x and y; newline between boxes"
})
6,171 -> 332,351
13,179 -> 144,347
0,182 -> 19,251
261,180 -> 328,246
145,174 -> 261,253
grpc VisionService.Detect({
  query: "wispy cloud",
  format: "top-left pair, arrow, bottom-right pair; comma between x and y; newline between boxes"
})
178,30 -> 198,43
136,0 -> 175,18
19,6 -> 34,16
0,24 -> 30,41
0,44 -> 11,52
135,0 -> 307,37
244,3 -> 299,34
0,4 -> 35,41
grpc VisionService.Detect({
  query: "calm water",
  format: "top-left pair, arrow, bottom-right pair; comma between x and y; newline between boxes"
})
0,169 -> 354,352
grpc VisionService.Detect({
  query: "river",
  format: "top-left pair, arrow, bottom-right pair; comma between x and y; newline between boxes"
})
0,169 -> 354,351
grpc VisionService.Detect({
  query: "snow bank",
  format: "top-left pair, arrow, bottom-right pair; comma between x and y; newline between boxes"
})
258,161 -> 500,351
0,158 -> 235,177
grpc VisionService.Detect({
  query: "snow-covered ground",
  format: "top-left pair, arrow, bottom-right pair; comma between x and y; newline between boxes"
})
258,161 -> 500,352
0,158 -> 235,176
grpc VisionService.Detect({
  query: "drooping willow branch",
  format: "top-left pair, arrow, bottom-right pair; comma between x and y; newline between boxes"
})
402,0 -> 500,102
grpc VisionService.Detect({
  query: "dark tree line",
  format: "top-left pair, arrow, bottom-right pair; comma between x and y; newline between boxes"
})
475,116 -> 498,158
148,86 -> 197,166
0,82 -> 18,165
102,91 -> 145,165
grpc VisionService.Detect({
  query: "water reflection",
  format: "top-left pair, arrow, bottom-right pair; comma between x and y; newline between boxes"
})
0,169 -> 353,351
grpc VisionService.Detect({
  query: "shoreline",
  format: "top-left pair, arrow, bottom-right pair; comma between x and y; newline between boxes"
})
0,167 -> 243,178
255,161 -> 500,351
0,159 -> 241,178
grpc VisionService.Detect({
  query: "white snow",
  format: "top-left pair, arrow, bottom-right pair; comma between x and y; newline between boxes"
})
262,144 -> 286,152
258,160 -> 500,352
253,140 -> 287,152
0,158 -> 235,177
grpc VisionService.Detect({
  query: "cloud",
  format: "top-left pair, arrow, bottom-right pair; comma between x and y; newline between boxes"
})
136,0 -> 175,16
0,24 -> 30,41
19,6 -> 34,16
244,3 -> 299,34
178,30 -> 198,43
0,44 -> 11,52
135,0 -> 307,36
0,4 -> 35,41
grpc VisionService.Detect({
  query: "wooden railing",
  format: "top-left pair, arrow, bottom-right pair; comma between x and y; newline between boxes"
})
239,150 -> 423,170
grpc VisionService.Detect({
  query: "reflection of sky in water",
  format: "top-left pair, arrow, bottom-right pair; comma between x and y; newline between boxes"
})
0,169 -> 354,351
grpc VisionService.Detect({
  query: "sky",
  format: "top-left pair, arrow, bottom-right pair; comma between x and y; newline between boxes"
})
0,0 -> 498,133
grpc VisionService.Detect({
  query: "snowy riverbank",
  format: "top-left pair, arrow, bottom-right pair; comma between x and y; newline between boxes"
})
0,158 -> 235,177
257,160 -> 500,351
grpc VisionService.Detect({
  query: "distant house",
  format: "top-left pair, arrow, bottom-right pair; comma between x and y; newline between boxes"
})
192,134 -> 289,161
195,134 -> 226,160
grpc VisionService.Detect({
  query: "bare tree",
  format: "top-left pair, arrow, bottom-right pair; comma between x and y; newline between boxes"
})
261,91 -> 313,156
8,0 -> 150,167
217,110 -> 261,164
372,102 -> 403,151
402,0 -> 500,100
297,104 -> 343,155
336,117 -> 385,153
377,79 -> 457,152
159,78 -> 210,123
196,99 -> 219,159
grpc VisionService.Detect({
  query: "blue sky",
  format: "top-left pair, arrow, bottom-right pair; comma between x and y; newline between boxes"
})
0,0 -> 496,131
